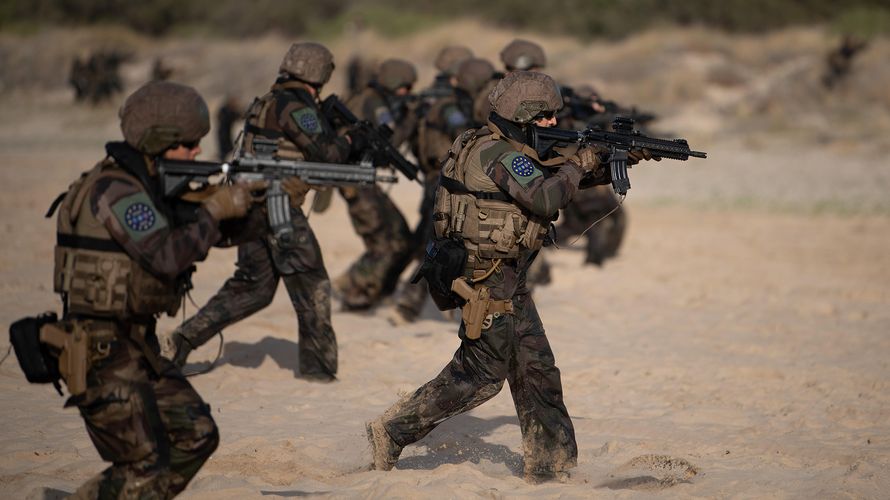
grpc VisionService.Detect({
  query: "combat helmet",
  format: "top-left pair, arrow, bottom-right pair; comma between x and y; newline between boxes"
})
279,42 -> 335,86
488,70 -> 562,124
376,59 -> 417,92
500,39 -> 546,71
119,81 -> 209,155
434,46 -> 473,76
456,58 -> 495,96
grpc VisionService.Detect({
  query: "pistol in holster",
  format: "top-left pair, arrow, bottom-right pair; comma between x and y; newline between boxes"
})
39,322 -> 89,396
451,278 -> 513,340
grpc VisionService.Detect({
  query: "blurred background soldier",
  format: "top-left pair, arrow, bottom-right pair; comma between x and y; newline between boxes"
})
215,95 -> 243,161
391,57 -> 496,324
334,58 -> 419,310
68,50 -> 128,104
367,71 -> 643,483
44,81 -> 260,498
823,34 -> 868,89
151,56 -> 173,81
170,43 -> 358,382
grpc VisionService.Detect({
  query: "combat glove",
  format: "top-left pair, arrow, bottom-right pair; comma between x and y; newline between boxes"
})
627,148 -> 661,166
281,177 -> 311,207
202,180 -> 268,221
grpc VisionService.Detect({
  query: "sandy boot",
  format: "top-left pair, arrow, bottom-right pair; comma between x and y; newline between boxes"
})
366,418 -> 403,471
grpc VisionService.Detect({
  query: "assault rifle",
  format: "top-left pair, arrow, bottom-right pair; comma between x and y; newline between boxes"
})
530,116 -> 707,195
320,94 -> 421,183
156,150 -> 396,246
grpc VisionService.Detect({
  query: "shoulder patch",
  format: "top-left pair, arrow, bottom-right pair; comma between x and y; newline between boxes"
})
501,152 -> 543,187
291,107 -> 323,135
110,192 -> 168,242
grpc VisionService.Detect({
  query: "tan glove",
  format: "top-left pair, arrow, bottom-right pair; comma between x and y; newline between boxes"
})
281,176 -> 311,207
627,148 -> 661,165
202,180 -> 268,221
570,145 -> 607,173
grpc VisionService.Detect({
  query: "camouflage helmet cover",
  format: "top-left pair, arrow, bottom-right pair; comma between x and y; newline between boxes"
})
500,39 -> 546,71
488,70 -> 562,123
456,58 -> 495,96
434,45 -> 473,75
377,59 -> 417,91
279,42 -> 335,86
119,81 -> 210,155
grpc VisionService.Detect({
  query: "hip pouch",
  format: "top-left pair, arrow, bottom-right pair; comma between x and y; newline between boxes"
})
8,313 -> 90,396
411,237 -> 468,311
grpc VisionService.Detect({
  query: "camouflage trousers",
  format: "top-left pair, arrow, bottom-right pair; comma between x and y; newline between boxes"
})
173,212 -> 337,378
336,185 -> 413,309
559,185 -> 626,266
379,293 -> 577,476
71,321 -> 218,499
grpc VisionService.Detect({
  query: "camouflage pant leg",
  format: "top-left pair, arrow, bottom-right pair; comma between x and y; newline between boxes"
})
380,311 -> 515,447
281,265 -> 337,377
73,329 -> 219,499
506,294 -> 577,475
173,240 -> 279,349
338,186 -> 412,308
560,186 -> 626,265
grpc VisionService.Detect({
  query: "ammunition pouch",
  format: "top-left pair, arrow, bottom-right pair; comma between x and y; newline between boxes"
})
9,313 -> 62,387
411,237 -> 468,311
451,278 -> 513,340
55,244 -> 181,318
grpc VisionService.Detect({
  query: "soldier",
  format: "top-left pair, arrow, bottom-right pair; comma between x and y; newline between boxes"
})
391,57 -> 496,324
501,39 -> 629,268
170,43 -> 357,381
366,71 -> 653,483
334,58 -> 419,310
427,45 -> 474,97
46,81 -> 260,498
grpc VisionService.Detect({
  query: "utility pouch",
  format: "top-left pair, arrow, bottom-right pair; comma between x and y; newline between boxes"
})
9,312 -> 61,387
39,321 -> 89,396
410,237 -> 468,311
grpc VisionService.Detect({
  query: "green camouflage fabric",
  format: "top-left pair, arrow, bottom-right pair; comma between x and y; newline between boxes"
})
172,210 -> 337,377
93,169 -> 221,282
65,158 -> 222,498
335,86 -> 416,310
70,324 -> 218,500
172,82 -> 342,379
373,131 -> 586,479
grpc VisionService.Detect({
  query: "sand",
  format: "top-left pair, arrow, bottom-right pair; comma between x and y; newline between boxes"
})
1,23 -> 889,499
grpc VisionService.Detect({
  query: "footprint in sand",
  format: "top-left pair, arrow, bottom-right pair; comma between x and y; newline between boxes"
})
598,454 -> 698,491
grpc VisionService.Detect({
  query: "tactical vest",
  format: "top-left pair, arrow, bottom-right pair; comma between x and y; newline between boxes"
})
433,126 -> 549,261
53,159 -> 181,319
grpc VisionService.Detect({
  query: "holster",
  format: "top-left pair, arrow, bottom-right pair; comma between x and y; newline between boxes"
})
39,322 -> 89,396
451,278 -> 513,340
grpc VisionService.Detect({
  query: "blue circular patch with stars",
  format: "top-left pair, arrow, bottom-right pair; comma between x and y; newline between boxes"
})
124,203 -> 156,232
511,156 -> 535,177
299,112 -> 320,133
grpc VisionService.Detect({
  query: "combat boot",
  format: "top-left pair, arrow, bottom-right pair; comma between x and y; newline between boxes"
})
366,418 -> 402,471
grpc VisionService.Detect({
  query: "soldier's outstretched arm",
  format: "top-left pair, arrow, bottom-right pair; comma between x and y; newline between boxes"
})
484,149 -> 584,218
91,176 -> 221,281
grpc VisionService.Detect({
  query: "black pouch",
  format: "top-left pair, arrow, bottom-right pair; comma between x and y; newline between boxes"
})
411,237 -> 468,311
9,312 -> 61,384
